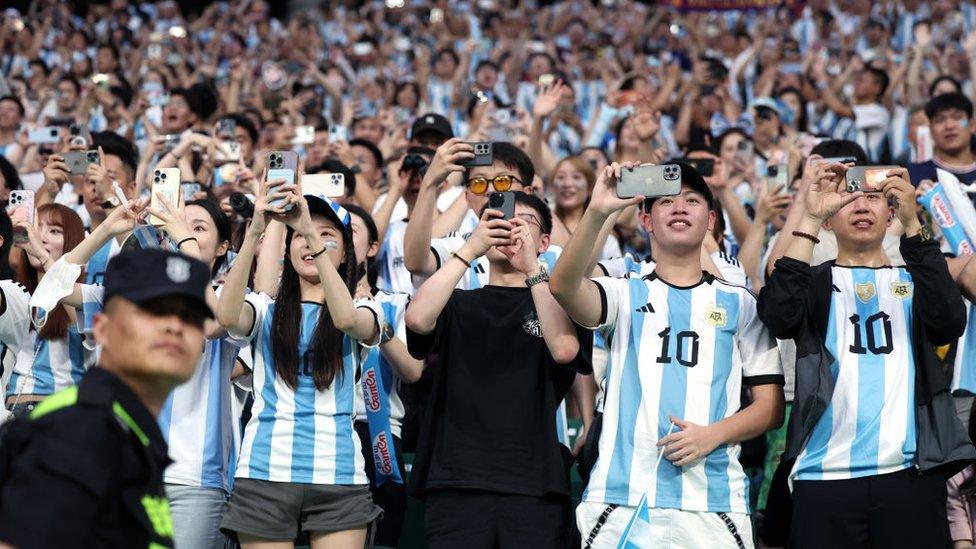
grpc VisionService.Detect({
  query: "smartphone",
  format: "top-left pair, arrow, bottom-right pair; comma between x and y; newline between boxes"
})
681,158 -> 714,177
617,164 -> 682,199
328,125 -> 349,143
27,126 -> 61,144
292,125 -> 315,145
766,163 -> 790,194
538,73 -> 555,87
7,190 -> 34,245
430,7 -> 444,23
779,62 -> 803,75
92,73 -> 111,89
217,118 -> 236,136
266,150 -> 299,172
146,91 -> 170,107
267,168 -> 296,210
150,168 -> 181,226
62,150 -> 100,175
301,173 -> 345,198
846,166 -> 897,193
182,182 -> 201,203
488,191 -> 516,220
460,142 -> 493,167
215,140 -> 241,164
735,140 -> 754,164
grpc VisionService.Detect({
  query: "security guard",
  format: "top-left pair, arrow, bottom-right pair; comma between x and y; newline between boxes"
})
0,248 -> 212,548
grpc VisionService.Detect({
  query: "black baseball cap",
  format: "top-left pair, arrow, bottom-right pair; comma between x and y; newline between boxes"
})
643,161 -> 715,212
104,248 -> 213,319
410,113 -> 454,141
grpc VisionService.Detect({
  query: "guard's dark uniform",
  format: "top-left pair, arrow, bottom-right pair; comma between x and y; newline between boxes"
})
0,367 -> 175,548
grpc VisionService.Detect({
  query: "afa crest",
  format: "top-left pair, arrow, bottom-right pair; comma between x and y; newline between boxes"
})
855,282 -> 876,303
705,305 -> 727,328
890,281 -> 913,300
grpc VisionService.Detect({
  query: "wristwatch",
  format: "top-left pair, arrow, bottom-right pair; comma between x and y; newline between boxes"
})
525,264 -> 550,288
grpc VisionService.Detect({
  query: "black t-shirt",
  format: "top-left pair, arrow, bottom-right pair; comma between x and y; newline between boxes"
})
406,285 -> 592,498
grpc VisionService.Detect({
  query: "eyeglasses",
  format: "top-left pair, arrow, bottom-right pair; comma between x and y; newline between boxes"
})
516,213 -> 542,228
466,174 -> 523,195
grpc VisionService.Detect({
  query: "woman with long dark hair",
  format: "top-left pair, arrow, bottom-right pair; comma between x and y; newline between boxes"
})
2,204 -> 86,418
216,179 -> 383,548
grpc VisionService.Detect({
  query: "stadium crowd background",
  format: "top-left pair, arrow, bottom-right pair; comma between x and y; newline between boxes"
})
1,0 -> 976,548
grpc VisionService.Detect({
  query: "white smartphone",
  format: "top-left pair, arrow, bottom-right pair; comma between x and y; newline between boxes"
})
27,126 -> 61,144
215,140 -> 241,163
292,125 -> 315,145
301,173 -> 345,198
7,190 -> 34,244
150,168 -> 181,226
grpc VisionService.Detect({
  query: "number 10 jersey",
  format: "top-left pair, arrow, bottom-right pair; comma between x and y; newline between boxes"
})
793,266 -> 917,482
583,272 -> 782,514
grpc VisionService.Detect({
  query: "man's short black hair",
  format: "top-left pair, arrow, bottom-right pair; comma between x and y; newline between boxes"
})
0,96 -> 24,118
474,60 -> 500,74
925,92 -> 974,121
684,144 -> 718,157
218,113 -> 259,144
513,192 -> 553,235
810,139 -> 868,163
928,75 -> 963,98
463,142 -> 535,188
865,67 -> 890,97
309,159 -> 357,197
172,83 -> 218,122
92,131 -> 138,178
349,139 -> 383,168
58,76 -> 81,95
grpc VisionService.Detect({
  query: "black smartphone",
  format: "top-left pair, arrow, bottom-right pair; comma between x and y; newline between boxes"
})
461,142 -> 493,168
488,191 -> 516,220
682,158 -> 714,177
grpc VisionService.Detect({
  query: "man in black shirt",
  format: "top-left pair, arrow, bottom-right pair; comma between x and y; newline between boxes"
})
405,193 -> 591,549
0,248 -> 212,548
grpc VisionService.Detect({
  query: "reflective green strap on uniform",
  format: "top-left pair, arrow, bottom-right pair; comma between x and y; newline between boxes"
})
112,402 -> 149,446
29,386 -> 79,419
29,387 -> 149,447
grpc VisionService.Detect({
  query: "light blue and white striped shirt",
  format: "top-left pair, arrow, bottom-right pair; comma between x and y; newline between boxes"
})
582,273 -> 781,512
234,292 -> 382,484
793,267 -> 917,481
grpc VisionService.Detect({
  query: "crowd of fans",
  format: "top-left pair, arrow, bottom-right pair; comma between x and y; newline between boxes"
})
1,0 -> 976,548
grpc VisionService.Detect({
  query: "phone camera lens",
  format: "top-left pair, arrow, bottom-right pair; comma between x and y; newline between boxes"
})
489,194 -> 502,207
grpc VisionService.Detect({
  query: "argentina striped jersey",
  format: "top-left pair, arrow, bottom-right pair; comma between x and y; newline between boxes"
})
793,266 -> 917,481
583,273 -> 782,513
234,292 -> 382,484
355,291 -> 409,437
78,284 -> 247,490
1,281 -> 88,398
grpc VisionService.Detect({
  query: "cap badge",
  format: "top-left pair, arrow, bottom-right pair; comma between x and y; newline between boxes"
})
166,257 -> 191,283
425,115 -> 435,123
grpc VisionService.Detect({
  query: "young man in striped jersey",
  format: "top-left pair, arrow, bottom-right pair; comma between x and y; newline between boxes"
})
758,162 -> 976,548
550,162 -> 785,548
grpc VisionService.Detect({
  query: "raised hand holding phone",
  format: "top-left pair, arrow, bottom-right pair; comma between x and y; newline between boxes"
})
458,207 -> 514,260
588,161 -> 645,217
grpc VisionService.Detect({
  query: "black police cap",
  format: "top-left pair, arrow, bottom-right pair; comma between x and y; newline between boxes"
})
103,248 -> 214,319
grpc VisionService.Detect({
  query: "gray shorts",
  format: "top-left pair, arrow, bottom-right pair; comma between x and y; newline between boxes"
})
220,478 -> 382,541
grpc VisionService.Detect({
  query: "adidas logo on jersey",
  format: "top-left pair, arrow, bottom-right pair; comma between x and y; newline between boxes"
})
635,303 -> 655,313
